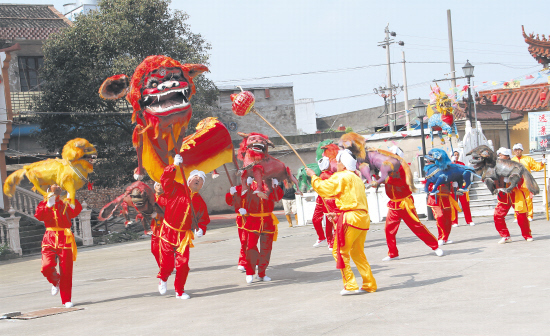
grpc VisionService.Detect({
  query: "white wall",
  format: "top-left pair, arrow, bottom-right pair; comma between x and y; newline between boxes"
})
294,98 -> 317,134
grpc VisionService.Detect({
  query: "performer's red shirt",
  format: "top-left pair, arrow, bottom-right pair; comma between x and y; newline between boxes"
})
385,166 -> 412,201
243,181 -> 283,233
35,198 -> 82,249
225,185 -> 247,228
318,170 -> 338,212
427,183 -> 452,208
157,165 -> 210,245
151,194 -> 165,237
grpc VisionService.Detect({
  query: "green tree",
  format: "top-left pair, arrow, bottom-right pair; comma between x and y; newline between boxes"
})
33,0 -> 218,186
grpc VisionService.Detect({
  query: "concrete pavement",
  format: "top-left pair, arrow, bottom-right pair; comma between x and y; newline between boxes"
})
1,213 -> 549,335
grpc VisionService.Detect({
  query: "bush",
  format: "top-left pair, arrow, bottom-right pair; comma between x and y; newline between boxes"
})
345,127 -> 353,133
0,244 -> 12,256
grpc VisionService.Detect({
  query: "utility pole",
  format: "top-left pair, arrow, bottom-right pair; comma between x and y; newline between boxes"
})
447,10 -> 457,89
402,50 -> 410,131
377,24 -> 404,133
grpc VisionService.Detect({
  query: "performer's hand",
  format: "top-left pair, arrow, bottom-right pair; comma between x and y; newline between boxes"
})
305,168 -> 315,177
272,178 -> 279,188
230,186 -> 237,195
50,184 -> 62,196
246,177 -> 254,185
238,208 -> 247,215
151,212 -> 157,219
194,228 -> 204,238
295,190 -> 303,196
452,182 -> 458,188
542,158 -> 547,164
173,154 -> 183,166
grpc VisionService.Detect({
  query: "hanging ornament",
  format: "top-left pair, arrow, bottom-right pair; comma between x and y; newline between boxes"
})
491,93 -> 498,103
541,90 -> 547,102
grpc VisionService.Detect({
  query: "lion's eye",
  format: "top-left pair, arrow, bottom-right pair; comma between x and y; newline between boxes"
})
152,83 -> 158,88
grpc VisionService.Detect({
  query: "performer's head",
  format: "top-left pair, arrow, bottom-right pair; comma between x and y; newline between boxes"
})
47,184 -> 62,197
497,147 -> 512,160
451,151 -> 460,162
512,143 -> 523,157
336,149 -> 357,172
154,182 -> 163,195
187,170 -> 206,193
318,156 -> 330,172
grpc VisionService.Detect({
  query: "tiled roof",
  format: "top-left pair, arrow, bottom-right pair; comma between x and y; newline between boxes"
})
477,83 -> 550,112
522,25 -> 550,66
454,102 -> 523,121
0,5 -> 71,40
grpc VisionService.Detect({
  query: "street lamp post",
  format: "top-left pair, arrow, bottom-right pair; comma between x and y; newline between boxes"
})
413,98 -> 428,174
501,107 -> 512,149
462,60 -> 475,125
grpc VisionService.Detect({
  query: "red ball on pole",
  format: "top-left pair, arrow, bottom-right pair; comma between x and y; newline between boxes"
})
231,90 -> 255,116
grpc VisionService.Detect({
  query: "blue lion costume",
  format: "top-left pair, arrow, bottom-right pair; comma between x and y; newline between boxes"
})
424,148 -> 476,195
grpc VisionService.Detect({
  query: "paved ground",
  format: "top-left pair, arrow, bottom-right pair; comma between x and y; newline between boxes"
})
1,212 -> 549,335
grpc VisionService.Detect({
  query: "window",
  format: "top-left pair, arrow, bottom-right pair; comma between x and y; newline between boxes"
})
18,56 -> 44,92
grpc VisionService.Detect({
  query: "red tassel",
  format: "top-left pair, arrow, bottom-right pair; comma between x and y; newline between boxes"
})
87,182 -> 93,191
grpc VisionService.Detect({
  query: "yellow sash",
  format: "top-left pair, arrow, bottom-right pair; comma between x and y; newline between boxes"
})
176,230 -> 194,254
449,197 -> 462,221
46,227 -> 77,261
390,195 -> 419,222
248,212 -> 280,241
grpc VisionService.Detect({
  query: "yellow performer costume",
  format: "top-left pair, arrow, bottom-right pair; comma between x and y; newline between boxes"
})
311,169 -> 377,294
512,154 -> 544,220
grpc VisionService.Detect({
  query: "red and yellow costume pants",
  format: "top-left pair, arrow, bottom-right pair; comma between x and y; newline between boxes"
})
151,234 -> 161,268
311,196 -> 334,246
41,228 -> 77,305
243,213 -> 279,277
236,215 -> 247,267
385,197 -> 438,258
452,192 -> 473,225
494,199 -> 531,240
430,205 -> 452,242
157,229 -> 194,296
332,226 -> 377,292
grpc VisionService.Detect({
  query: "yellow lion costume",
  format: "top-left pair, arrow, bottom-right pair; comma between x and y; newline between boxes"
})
3,138 -> 97,206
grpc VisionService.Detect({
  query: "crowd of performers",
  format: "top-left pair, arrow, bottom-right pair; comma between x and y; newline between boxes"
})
34,142 -> 545,306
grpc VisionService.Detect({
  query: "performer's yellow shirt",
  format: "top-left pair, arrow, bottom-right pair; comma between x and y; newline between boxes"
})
512,155 -> 544,172
311,170 -> 370,230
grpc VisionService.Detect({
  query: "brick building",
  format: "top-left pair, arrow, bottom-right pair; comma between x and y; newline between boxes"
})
213,83 -> 298,140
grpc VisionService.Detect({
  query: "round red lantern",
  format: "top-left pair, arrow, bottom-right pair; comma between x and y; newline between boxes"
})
231,90 -> 255,116
541,90 -> 547,102
491,93 -> 498,103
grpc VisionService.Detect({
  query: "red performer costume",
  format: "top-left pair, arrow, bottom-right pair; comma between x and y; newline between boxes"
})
311,170 -> 337,248
35,192 -> 82,307
384,166 -> 440,259
243,180 -> 283,283
150,193 -> 164,268
427,182 -> 460,244
494,177 -> 531,242
156,165 -> 210,298
451,161 -> 474,226
225,184 -> 248,269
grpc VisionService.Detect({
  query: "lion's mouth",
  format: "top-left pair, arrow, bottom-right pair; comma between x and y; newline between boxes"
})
248,143 -> 266,153
83,153 -> 97,164
143,87 -> 190,115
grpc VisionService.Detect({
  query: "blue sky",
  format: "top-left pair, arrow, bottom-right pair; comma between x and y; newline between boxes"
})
12,0 -> 550,118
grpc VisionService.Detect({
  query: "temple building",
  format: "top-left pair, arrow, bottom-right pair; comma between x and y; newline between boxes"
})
522,25 -> 550,68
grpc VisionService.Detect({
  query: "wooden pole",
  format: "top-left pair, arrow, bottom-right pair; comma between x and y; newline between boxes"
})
223,164 -> 234,186
544,153 -> 548,221
169,126 -> 198,231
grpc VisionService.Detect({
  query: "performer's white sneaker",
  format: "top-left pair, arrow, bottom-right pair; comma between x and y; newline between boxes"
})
382,256 -> 399,261
313,239 -> 326,247
528,217 -> 533,222
445,240 -> 453,244
340,289 -> 359,296
438,239 -> 444,246
237,265 -> 246,272
434,248 -> 444,257
246,275 -> 254,284
158,280 -> 167,295
256,275 -> 271,281
355,289 -> 367,294
469,222 -> 475,226
176,293 -> 190,300
51,284 -> 59,296
452,224 -> 458,228
526,237 -> 534,242
64,302 -> 73,308
513,219 -> 518,223
498,237 -> 512,244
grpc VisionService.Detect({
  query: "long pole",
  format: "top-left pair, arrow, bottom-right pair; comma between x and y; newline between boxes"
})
402,51 -> 410,130
447,10 -> 457,89
505,120 -> 511,148
544,153 -> 548,221
467,77 -> 473,125
420,119 -> 426,176
385,25 -> 394,133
